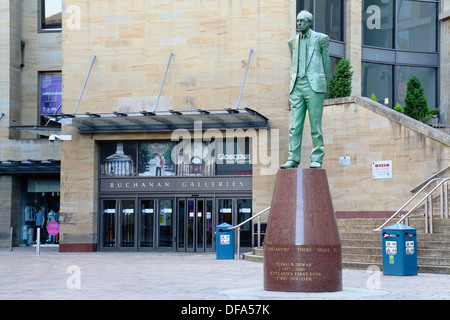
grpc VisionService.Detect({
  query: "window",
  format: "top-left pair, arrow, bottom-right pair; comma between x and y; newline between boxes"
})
296,0 -> 344,42
363,0 -> 438,52
99,139 -> 253,178
40,72 -> 62,114
396,66 -> 437,109
361,0 -> 439,108
362,0 -> 394,49
362,63 -> 394,107
396,0 -> 437,52
41,0 -> 62,30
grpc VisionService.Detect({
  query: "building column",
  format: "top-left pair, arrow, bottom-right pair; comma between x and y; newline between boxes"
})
440,4 -> 450,126
345,0 -> 362,97
0,176 -> 21,247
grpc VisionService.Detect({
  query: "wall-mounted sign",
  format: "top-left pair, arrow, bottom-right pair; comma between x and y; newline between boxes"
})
372,160 -> 392,179
339,156 -> 351,166
100,176 -> 252,193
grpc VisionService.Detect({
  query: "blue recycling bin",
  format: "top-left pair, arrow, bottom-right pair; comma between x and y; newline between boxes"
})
216,223 -> 235,259
382,223 -> 417,276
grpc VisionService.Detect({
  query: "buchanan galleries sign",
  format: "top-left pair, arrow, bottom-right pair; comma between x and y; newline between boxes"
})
100,176 -> 252,193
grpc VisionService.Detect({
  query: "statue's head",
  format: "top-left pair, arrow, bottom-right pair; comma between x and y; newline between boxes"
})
297,10 -> 313,33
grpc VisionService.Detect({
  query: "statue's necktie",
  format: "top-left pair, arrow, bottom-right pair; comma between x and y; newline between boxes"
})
298,35 -> 307,78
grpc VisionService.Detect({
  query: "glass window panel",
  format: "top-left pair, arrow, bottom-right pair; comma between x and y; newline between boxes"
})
140,199 -> 154,247
120,200 -> 135,247
100,142 -> 137,177
362,0 -> 394,49
237,199 -> 252,247
362,62 -> 393,107
396,0 -> 437,52
315,0 -> 343,42
102,200 -> 116,247
158,199 -> 173,248
187,199 -> 194,249
218,199 -> 233,225
296,0 -> 314,15
41,0 -> 62,29
396,66 -> 437,109
205,199 -> 213,249
196,199 -> 204,249
138,141 -> 176,176
297,0 -> 343,42
177,199 -> 185,250
215,138 -> 252,176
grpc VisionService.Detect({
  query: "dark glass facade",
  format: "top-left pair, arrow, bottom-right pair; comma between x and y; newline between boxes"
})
361,0 -> 439,108
98,139 -> 253,252
296,0 -> 344,42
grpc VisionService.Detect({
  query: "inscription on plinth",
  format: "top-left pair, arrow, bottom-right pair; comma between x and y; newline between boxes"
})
264,244 -> 342,292
263,169 -> 342,292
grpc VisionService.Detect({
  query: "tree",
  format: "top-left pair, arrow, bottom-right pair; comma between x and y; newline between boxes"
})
404,75 -> 429,123
327,58 -> 353,98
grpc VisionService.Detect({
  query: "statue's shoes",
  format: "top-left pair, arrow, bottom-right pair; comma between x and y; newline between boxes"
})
310,161 -> 322,168
280,160 -> 299,169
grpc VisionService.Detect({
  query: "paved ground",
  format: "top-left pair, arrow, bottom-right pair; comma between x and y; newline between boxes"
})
0,247 -> 449,301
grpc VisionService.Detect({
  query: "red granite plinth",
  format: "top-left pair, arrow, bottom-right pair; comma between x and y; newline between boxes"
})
264,168 -> 342,292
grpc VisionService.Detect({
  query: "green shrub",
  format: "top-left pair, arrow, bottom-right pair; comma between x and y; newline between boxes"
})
404,75 -> 429,123
394,103 -> 403,113
328,58 -> 353,98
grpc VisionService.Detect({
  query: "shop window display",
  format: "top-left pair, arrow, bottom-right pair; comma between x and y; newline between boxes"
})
22,178 -> 60,246
99,139 -> 252,178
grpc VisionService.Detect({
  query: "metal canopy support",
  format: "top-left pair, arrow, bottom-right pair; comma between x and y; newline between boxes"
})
154,52 -> 174,113
236,48 -> 254,110
73,55 -> 97,115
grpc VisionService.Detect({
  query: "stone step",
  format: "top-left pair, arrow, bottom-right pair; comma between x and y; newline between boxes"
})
244,217 -> 450,274
244,249 -> 450,274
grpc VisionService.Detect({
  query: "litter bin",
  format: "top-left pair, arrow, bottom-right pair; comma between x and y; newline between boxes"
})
216,223 -> 234,259
382,223 -> 417,276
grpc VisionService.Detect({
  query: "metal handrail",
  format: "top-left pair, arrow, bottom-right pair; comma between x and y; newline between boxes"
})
374,178 -> 449,233
410,164 -> 450,194
230,206 -> 270,259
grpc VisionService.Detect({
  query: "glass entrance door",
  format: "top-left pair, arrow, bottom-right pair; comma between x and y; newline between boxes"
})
177,198 -> 214,252
102,199 -> 116,248
217,197 -> 252,249
101,198 -> 136,251
158,198 -> 174,250
237,198 -> 252,248
139,199 -> 155,249
119,199 -> 136,250
101,197 -> 174,251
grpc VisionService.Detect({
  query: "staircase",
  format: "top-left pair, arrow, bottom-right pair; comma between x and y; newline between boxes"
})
337,216 -> 450,274
244,166 -> 450,274
243,216 -> 450,274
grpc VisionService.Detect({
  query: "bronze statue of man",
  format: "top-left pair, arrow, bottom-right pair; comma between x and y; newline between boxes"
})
281,10 -> 329,169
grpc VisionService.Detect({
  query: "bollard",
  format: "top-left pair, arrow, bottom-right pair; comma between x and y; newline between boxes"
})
36,227 -> 40,255
9,227 -> 13,251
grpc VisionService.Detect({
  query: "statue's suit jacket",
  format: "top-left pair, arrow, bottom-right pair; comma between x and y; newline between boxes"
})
288,30 -> 330,94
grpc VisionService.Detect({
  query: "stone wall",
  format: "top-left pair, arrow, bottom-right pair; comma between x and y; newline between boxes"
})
60,0 -> 293,250
0,0 -> 62,246
301,97 -> 450,216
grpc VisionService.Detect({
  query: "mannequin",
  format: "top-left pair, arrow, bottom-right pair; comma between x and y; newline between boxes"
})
46,210 -> 56,244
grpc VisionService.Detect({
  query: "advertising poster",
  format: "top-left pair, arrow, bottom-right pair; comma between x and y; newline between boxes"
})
40,73 -> 62,114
